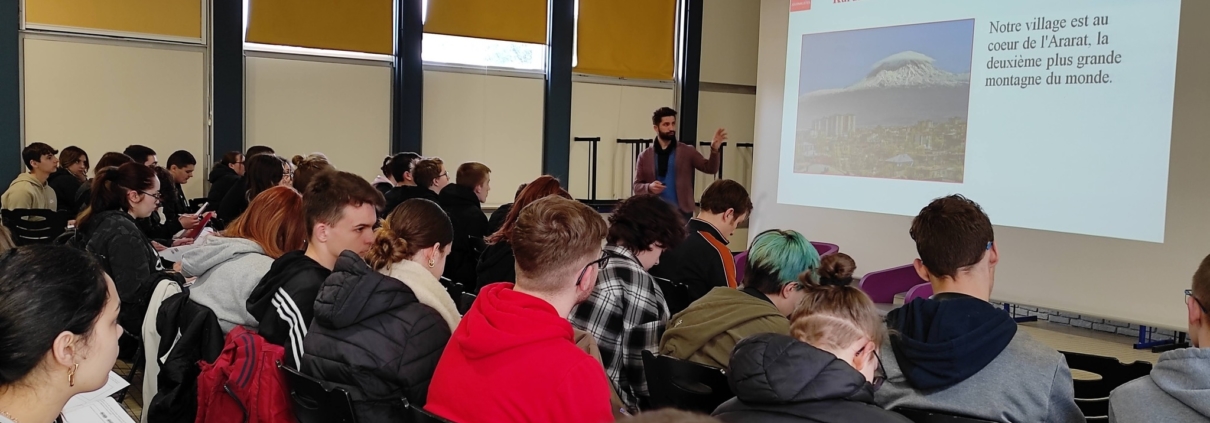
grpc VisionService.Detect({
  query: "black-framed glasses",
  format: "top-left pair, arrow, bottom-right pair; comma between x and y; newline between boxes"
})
139,190 -> 163,200
1187,289 -> 1208,314
576,251 -> 610,286
871,350 -> 886,391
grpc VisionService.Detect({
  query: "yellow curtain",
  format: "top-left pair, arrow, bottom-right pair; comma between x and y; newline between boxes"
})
25,0 -> 202,39
576,0 -> 676,80
424,0 -> 547,44
246,0 -> 394,55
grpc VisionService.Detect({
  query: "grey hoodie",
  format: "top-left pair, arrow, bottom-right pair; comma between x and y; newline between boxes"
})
180,236 -> 274,333
1109,348 -> 1210,423
1,173 -> 56,211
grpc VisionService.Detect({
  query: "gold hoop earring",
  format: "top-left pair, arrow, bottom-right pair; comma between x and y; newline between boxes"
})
428,258 -> 436,268
68,363 -> 78,387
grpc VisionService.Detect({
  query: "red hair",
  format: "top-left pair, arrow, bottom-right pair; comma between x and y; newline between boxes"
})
223,186 -> 307,259
487,175 -> 571,244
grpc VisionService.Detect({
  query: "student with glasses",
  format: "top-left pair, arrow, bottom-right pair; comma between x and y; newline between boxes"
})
1109,254 -> 1210,423
714,283 -> 909,423
426,196 -> 614,423
73,162 -> 166,336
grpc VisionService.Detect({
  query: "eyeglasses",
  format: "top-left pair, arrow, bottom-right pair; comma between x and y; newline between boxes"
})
1187,289 -> 1208,314
576,251 -> 610,286
871,350 -> 887,391
439,172 -> 449,179
139,190 -> 163,200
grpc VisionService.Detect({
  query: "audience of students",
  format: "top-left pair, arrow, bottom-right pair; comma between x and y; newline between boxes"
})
49,146 -> 88,213
650,179 -> 752,314
217,153 -> 291,224
381,152 -> 424,216
476,175 -> 572,291
75,152 -> 133,213
206,151 -> 244,209
570,194 -> 687,412
660,229 -> 820,369
819,252 -> 858,286
72,162 -> 165,334
182,186 -> 307,333
439,161 -> 492,286
426,196 -> 614,423
1109,253 -> 1210,423
245,171 -> 383,368
291,153 -> 335,193
0,245 -> 121,423
367,198 -> 461,330
875,195 -> 1084,423
487,182 -> 527,235
2,142 -> 59,211
714,283 -> 910,423
123,144 -> 157,167
302,202 -> 453,420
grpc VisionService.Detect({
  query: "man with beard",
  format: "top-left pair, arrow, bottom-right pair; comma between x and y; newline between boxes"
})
632,107 -> 726,218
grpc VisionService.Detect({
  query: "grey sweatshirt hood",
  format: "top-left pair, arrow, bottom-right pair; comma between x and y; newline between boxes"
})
1152,348 -> 1210,417
181,236 -> 265,278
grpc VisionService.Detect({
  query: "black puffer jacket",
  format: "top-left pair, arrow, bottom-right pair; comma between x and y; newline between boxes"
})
382,185 -> 438,218
302,251 -> 451,422
48,167 -> 84,213
475,240 -> 515,293
205,165 -> 240,211
713,333 -> 912,423
74,210 -> 164,332
438,184 -> 488,286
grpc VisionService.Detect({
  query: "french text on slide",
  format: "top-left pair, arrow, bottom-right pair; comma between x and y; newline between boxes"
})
984,15 -> 1122,89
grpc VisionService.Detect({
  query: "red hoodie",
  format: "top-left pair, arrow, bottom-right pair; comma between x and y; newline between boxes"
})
426,283 -> 615,423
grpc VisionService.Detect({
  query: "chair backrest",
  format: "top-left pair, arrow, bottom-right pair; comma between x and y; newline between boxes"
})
894,407 -> 999,423
1,208 -> 66,246
811,241 -> 840,257
641,350 -> 732,414
278,362 -> 359,423
733,251 -> 748,284
1060,351 -> 1152,421
858,264 -> 928,304
904,282 -> 933,303
402,398 -> 455,423
458,292 -> 476,315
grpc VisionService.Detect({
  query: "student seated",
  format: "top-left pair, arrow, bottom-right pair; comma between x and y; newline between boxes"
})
155,150 -> 201,238
291,153 -> 334,193
123,144 -> 157,167
75,152 -> 133,213
476,175 -> 571,291
660,229 -> 820,369
245,171 -> 383,368
570,194 -> 687,413
819,252 -> 857,286
2,142 -> 59,211
714,284 -> 911,423
650,179 -> 752,314
1109,253 -> 1210,423
216,153 -> 291,224
875,195 -> 1083,423
302,198 -> 453,421
367,198 -> 461,331
438,162 -> 491,286
206,151 -> 244,211
385,157 -> 444,215
73,163 -> 165,334
0,245 -> 122,423
48,146 -> 88,213
487,182 -> 527,235
426,196 -> 614,423
182,186 -> 306,332
381,152 -> 425,216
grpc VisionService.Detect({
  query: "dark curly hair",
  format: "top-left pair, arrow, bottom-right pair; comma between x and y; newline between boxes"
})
607,194 -> 687,252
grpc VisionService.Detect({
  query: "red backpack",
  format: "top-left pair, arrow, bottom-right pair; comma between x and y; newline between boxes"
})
196,326 -> 296,423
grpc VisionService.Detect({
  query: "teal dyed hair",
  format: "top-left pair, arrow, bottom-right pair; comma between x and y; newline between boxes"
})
745,229 -> 820,293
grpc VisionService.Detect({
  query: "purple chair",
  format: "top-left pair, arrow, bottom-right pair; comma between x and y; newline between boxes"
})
904,282 -> 933,303
811,242 -> 839,257
734,251 -> 748,284
858,264 -> 927,304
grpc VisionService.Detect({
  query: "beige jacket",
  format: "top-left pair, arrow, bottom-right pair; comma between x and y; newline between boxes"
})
383,259 -> 461,331
1,173 -> 57,211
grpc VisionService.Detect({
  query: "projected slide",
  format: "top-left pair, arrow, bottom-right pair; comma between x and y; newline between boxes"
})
777,0 -> 1180,242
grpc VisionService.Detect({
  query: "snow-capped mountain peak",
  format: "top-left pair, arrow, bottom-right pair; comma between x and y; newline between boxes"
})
844,51 -> 969,90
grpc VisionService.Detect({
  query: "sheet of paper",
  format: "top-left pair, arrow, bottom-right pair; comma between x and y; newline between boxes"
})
61,397 -> 135,423
63,371 -> 129,413
157,227 -> 216,261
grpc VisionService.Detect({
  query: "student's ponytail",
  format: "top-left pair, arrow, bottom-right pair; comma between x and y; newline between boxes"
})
76,163 -> 155,230
818,253 -> 857,286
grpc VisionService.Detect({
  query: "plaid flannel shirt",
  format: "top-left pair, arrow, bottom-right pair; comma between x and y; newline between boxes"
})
570,245 -> 670,412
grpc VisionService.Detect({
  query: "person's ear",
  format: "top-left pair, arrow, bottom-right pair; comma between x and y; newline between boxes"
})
579,266 -> 600,292
51,331 -> 80,368
780,282 -> 798,299
988,241 -> 1000,268
852,340 -> 876,372
1190,296 -> 1202,329
913,258 -> 931,282
314,224 -> 329,243
724,208 -> 736,224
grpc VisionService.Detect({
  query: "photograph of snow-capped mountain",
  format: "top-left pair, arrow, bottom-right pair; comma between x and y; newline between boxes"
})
794,19 -> 974,183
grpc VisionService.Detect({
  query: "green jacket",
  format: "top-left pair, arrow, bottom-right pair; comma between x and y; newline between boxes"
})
1,173 -> 57,211
658,287 -> 789,369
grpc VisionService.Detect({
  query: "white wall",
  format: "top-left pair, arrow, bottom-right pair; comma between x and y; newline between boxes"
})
754,0 -> 1210,329
701,0 -> 760,86
571,82 -> 674,201
245,56 -> 392,184
22,38 -> 206,198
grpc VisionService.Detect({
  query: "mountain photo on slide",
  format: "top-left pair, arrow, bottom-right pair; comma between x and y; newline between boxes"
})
794,19 -> 975,183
